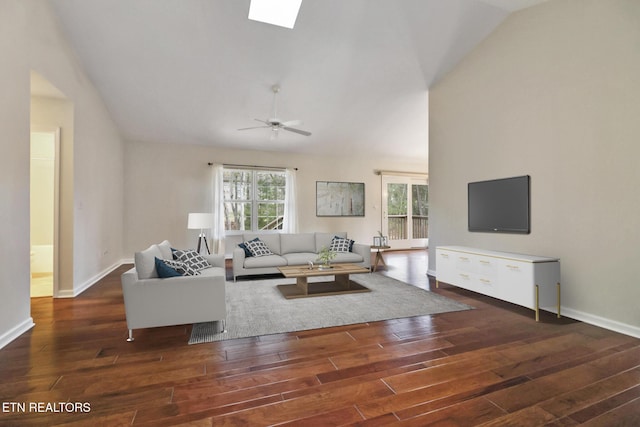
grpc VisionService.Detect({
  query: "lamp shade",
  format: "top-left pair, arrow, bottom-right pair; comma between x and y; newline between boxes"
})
187,213 -> 213,230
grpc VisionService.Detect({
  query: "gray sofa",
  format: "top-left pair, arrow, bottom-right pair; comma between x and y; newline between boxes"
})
121,240 -> 226,341
232,232 -> 371,281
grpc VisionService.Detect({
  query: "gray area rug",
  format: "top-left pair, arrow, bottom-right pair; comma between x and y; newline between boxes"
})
189,273 -> 472,344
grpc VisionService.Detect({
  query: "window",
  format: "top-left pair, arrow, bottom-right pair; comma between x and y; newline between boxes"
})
223,168 -> 286,231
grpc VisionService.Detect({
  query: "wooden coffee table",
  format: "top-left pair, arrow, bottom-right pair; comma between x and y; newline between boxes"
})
277,263 -> 371,299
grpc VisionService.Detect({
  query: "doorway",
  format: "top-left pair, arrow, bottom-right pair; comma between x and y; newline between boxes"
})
30,129 -> 60,298
381,175 -> 428,250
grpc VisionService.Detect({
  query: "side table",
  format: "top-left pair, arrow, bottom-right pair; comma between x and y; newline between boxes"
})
371,245 -> 391,272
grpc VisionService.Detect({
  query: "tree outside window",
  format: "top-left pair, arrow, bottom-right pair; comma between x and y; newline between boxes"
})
223,169 -> 286,231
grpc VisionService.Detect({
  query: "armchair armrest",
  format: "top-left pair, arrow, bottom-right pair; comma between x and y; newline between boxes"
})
352,243 -> 372,269
232,247 -> 247,282
203,253 -> 225,268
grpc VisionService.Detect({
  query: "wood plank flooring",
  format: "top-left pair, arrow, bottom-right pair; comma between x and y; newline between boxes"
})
1,250 -> 638,426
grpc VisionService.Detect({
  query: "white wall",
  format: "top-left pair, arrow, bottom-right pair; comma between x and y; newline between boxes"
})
124,140 -> 427,257
0,1 -> 33,348
429,0 -> 640,336
0,0 -> 125,348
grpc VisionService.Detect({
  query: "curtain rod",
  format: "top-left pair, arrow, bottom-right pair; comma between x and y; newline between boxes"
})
375,170 -> 428,178
208,163 -> 298,171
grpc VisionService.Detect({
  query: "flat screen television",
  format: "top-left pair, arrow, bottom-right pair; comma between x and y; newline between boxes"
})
468,175 -> 530,234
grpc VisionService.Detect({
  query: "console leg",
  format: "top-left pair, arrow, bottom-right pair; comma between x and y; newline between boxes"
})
535,285 -> 540,322
126,329 -> 134,342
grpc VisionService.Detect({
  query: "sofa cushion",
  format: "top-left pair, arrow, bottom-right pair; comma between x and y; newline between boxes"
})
173,249 -> 211,271
199,266 -> 226,277
281,233 -> 315,254
243,233 -> 281,255
283,253 -> 318,266
134,244 -> 164,279
315,232 -> 347,253
246,239 -> 273,257
330,236 -> 354,252
157,240 -> 174,260
244,254 -> 287,268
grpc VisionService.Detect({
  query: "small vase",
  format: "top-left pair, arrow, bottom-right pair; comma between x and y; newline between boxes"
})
319,262 -> 332,270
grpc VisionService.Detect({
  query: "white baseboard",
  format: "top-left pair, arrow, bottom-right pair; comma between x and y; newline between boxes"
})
56,260 -> 125,298
560,307 -> 640,339
0,317 -> 35,350
429,268 -> 638,339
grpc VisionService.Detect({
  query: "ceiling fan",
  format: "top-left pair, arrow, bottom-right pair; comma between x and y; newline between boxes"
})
238,85 -> 311,138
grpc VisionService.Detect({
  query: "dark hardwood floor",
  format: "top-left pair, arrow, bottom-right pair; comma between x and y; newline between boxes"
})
1,250 -> 639,426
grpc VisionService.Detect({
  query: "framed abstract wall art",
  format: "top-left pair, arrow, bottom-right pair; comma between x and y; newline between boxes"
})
316,181 -> 365,217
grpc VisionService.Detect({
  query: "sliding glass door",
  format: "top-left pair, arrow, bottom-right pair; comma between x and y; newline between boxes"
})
381,175 -> 428,249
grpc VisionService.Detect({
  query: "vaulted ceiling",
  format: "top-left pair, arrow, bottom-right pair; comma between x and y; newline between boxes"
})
50,0 -> 547,161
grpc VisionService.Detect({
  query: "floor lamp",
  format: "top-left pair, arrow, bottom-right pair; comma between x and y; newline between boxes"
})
188,213 -> 213,254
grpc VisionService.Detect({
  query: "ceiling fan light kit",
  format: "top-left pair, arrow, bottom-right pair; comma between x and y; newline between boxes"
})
238,85 -> 311,137
248,0 -> 302,29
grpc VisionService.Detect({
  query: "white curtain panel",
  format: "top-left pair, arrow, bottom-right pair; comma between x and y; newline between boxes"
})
283,168 -> 298,233
210,163 -> 225,254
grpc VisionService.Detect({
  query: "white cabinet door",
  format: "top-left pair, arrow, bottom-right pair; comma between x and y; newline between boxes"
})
499,260 -> 535,309
454,253 -> 475,273
436,249 -> 456,284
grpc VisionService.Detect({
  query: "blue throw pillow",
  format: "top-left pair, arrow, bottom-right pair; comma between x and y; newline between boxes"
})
155,257 -> 182,278
239,237 -> 259,257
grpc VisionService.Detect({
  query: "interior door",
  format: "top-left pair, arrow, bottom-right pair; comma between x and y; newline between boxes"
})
30,129 -> 60,298
381,175 -> 428,249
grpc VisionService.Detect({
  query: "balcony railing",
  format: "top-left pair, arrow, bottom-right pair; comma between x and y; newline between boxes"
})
260,215 -> 284,230
413,215 -> 428,239
388,215 -> 428,240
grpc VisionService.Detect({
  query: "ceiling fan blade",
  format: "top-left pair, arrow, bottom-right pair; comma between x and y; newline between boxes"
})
254,118 -> 270,125
281,119 -> 302,127
238,125 -> 270,131
283,127 -> 311,136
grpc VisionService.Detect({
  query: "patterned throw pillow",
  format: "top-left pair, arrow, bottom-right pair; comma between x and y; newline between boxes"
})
238,237 -> 259,257
154,257 -> 201,277
173,249 -> 211,271
330,236 -> 353,253
246,239 -> 273,257
162,258 -> 200,276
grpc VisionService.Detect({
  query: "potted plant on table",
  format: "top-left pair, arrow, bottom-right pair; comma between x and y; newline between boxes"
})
317,246 -> 337,270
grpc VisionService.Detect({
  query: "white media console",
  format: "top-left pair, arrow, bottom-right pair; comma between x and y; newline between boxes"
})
435,246 -> 561,321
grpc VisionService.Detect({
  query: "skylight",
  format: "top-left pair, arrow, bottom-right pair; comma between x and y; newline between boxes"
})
248,0 -> 302,29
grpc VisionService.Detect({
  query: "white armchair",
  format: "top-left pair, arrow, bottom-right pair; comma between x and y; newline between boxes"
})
121,241 -> 227,341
